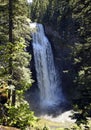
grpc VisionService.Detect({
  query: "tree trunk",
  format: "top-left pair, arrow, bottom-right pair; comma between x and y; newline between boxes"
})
8,0 -> 16,106
11,90 -> 16,106
9,0 -> 13,42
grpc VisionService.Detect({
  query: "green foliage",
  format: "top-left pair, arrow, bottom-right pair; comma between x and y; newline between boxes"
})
0,0 -> 9,44
0,0 -> 91,129
35,126 -> 50,130
0,0 -> 35,129
65,124 -> 91,130
30,0 -> 91,127
0,0 -> 32,85
0,40 -> 33,91
30,0 -> 49,22
72,54 -> 91,125
0,101 -> 37,130
69,0 -> 91,126
42,126 -> 49,130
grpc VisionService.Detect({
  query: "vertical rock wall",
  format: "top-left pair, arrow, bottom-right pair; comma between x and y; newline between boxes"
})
44,24 -> 76,100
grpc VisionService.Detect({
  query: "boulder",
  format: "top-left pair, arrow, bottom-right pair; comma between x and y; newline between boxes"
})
0,126 -> 20,130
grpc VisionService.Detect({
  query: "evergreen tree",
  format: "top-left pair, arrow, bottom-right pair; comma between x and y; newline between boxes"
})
0,0 -> 32,104
0,0 -> 36,129
30,0 -> 91,127
30,0 -> 49,22
70,0 -> 91,125
0,0 -> 8,44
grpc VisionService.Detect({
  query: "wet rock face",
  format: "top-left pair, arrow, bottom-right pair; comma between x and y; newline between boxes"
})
28,21 -> 77,99
44,24 -> 75,99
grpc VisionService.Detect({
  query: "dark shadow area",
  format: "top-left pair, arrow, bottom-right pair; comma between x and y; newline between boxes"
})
25,86 -> 72,118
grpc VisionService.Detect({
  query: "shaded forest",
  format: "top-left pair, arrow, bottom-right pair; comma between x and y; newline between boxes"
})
30,0 -> 91,127
0,0 -> 91,130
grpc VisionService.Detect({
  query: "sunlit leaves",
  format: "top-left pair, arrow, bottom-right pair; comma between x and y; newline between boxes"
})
0,0 -> 36,129
78,70 -> 85,77
4,102 -> 37,130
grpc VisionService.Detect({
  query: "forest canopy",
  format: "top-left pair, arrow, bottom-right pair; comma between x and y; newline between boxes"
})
0,0 -> 91,130
30,0 -> 91,127
0,0 -> 36,129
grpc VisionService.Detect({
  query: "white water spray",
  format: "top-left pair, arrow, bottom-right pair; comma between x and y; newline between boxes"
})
30,23 -> 65,107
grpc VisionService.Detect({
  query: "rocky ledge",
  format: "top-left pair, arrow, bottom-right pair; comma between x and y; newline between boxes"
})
0,126 -> 20,130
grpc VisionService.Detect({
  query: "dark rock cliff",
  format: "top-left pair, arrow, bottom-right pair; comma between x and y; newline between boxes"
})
28,20 -> 78,101
44,23 -> 77,100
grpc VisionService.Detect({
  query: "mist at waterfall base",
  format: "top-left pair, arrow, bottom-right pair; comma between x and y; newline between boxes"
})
26,23 -> 69,116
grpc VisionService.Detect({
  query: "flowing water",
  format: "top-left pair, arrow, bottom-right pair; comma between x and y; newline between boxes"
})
30,23 -> 65,109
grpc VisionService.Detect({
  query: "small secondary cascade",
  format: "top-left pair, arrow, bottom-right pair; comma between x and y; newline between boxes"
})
30,23 -> 65,107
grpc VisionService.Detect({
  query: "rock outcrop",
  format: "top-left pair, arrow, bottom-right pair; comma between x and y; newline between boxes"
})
0,126 -> 20,130
44,24 -> 76,100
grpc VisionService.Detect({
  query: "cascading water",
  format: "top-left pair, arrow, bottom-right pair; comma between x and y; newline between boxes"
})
30,23 -> 65,108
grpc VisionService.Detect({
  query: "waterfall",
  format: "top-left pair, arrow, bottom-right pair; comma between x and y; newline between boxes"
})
30,23 -> 65,108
